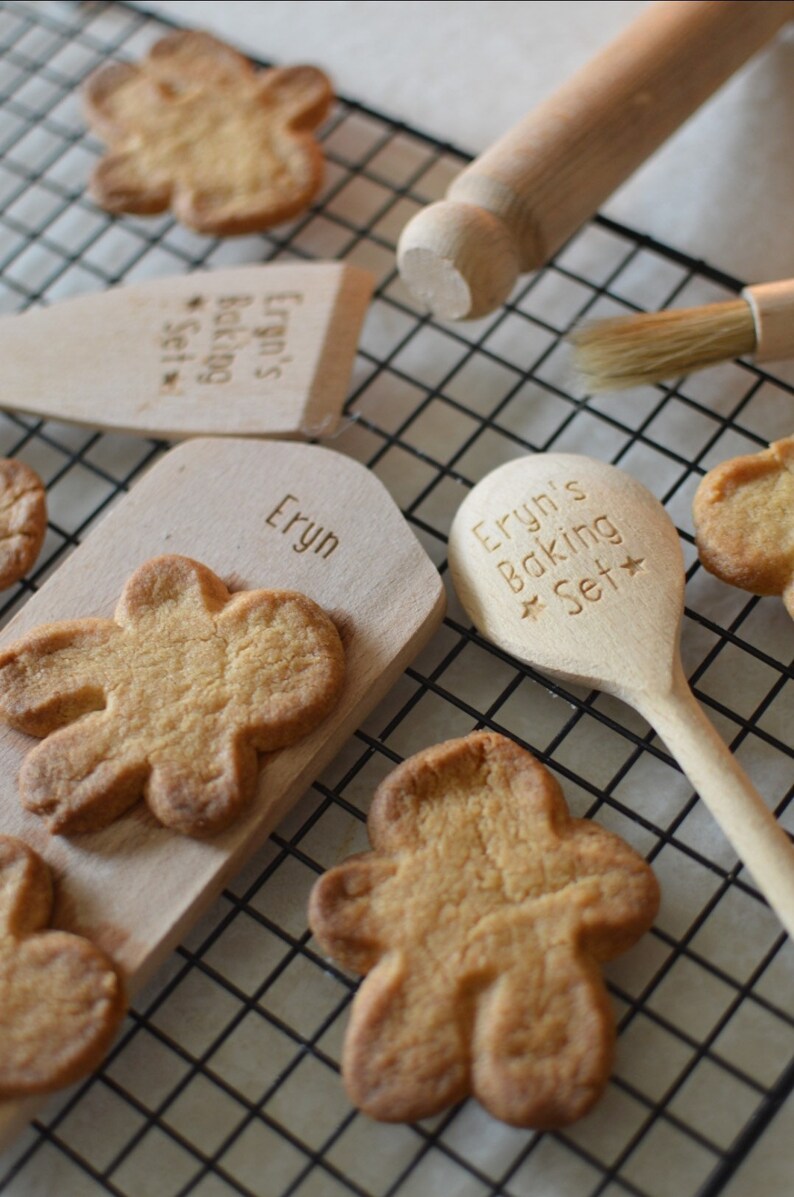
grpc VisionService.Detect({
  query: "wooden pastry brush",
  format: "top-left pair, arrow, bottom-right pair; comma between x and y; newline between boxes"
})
570,280 -> 794,392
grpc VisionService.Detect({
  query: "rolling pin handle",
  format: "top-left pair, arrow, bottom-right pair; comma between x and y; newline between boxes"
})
396,199 -> 523,321
398,1 -> 794,321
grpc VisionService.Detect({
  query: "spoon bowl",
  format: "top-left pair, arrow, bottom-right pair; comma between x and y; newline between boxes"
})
449,453 -> 683,702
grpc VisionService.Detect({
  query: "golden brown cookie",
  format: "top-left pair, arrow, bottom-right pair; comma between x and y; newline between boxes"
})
0,554 -> 345,836
693,435 -> 794,619
309,732 -> 659,1128
0,835 -> 125,1097
84,31 -> 333,235
0,458 -> 46,591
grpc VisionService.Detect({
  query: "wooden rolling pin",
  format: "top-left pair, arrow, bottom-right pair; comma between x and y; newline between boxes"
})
397,1 -> 794,320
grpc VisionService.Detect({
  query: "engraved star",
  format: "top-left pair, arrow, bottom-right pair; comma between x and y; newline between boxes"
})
521,596 -> 545,620
620,555 -> 646,577
185,296 -> 205,310
161,371 -> 179,387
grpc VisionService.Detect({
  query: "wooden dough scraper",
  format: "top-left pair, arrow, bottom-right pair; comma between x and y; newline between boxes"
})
0,262 -> 373,439
0,435 -> 445,1145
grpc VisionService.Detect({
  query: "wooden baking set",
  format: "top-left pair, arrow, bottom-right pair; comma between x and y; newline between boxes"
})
0,0 -> 791,1147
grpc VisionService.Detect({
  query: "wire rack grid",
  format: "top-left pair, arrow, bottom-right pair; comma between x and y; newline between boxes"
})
0,2 -> 791,1195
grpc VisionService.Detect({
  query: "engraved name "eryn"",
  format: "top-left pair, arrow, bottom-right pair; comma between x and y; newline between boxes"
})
266,494 -> 339,558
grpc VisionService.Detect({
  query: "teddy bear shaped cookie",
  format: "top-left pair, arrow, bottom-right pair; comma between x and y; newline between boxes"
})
0,554 -> 344,836
309,731 -> 659,1128
693,435 -> 793,620
0,835 -> 124,1097
84,31 -> 333,235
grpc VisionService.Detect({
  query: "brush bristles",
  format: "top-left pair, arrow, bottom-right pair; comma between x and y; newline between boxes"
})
570,299 -> 757,392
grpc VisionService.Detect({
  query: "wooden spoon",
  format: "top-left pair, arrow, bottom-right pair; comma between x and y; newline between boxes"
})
448,453 -> 794,939
0,262 -> 372,439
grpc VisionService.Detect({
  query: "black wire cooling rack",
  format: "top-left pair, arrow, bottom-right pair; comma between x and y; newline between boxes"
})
0,3 -> 791,1195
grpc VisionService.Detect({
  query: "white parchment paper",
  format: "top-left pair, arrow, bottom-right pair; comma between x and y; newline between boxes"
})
132,0 -> 794,285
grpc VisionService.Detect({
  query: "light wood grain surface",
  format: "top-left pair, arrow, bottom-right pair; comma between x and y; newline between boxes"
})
0,263 -> 372,439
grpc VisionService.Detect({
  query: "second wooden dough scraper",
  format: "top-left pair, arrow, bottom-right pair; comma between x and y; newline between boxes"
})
0,262 -> 372,439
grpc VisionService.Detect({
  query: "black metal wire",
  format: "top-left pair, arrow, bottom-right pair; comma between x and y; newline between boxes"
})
0,3 -> 791,1195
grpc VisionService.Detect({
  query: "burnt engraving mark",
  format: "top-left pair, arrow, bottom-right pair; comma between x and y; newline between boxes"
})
266,494 -> 339,560
521,596 -> 545,621
158,291 -> 304,391
472,479 -> 648,618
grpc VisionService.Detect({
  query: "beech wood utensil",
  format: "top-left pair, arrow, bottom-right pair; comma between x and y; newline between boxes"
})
0,436 -> 444,1146
398,0 -> 794,320
448,453 -> 794,939
0,262 -> 372,438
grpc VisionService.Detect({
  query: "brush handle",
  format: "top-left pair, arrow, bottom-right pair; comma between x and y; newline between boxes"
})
398,0 -> 794,320
743,281 -> 794,362
639,660 -> 794,941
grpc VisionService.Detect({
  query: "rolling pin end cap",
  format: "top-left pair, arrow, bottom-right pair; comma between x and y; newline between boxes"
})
397,200 -> 520,321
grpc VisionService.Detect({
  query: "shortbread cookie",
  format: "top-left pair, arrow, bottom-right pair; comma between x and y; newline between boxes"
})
84,31 -> 333,235
0,835 -> 125,1097
309,732 -> 659,1128
693,435 -> 794,619
0,458 -> 46,591
0,554 -> 345,835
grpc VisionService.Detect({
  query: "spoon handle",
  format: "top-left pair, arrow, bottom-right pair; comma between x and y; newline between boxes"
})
640,662 -> 794,940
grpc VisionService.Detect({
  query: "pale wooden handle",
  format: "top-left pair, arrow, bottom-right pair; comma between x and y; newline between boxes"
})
743,280 -> 794,361
398,0 -> 794,319
642,662 -> 794,940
